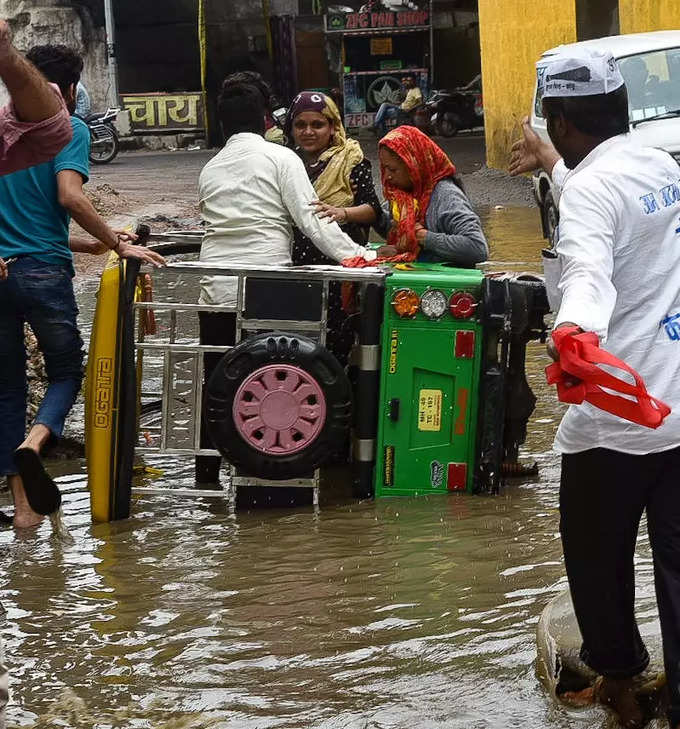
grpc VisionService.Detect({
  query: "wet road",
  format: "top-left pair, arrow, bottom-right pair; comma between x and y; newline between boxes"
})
87,132 -> 534,222
0,207 -> 665,728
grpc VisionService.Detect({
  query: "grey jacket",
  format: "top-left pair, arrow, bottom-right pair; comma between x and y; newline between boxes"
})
378,178 -> 488,267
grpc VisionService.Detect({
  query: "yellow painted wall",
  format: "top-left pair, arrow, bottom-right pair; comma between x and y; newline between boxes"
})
619,0 -> 680,33
478,0 -> 577,169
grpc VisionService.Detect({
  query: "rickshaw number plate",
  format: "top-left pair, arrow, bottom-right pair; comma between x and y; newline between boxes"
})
417,389 -> 442,432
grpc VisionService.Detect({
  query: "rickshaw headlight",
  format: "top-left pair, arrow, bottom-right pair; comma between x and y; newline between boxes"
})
391,288 -> 420,318
420,289 -> 448,319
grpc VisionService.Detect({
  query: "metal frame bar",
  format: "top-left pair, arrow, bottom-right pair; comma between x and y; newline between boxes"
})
132,258 -> 387,503
140,259 -> 387,284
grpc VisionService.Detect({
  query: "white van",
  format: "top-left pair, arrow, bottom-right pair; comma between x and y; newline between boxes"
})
531,30 -> 680,243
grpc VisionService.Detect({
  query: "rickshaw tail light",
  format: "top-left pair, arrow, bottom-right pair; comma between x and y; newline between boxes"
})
420,289 -> 448,319
392,289 -> 420,318
449,291 -> 477,319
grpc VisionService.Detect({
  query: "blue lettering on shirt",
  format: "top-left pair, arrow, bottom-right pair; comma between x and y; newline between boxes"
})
661,312 -> 680,340
640,192 -> 660,214
661,183 -> 680,207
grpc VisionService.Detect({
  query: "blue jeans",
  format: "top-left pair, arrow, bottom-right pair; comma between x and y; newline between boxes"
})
373,103 -> 400,133
0,257 -> 84,476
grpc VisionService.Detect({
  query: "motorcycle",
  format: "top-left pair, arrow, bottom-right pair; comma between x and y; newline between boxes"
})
86,108 -> 120,164
426,77 -> 484,138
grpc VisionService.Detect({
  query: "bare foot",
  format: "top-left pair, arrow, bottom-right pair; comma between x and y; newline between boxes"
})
599,676 -> 645,729
13,506 -> 44,529
561,684 -> 598,706
8,473 -> 44,529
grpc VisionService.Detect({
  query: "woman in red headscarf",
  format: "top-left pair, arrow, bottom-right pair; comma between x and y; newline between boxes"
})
375,126 -> 488,266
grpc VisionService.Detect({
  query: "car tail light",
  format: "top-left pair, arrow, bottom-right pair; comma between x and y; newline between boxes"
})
392,288 -> 420,318
449,291 -> 477,319
420,289 -> 448,319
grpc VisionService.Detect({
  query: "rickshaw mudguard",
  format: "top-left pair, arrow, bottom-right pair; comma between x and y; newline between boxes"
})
85,253 -> 140,522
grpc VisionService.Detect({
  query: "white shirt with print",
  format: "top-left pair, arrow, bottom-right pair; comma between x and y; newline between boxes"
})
549,134 -> 680,454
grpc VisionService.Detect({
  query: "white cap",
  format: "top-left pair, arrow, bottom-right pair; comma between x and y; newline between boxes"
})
538,49 -> 625,98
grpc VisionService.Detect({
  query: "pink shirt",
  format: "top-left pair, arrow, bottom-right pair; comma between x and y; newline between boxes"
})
0,84 -> 72,175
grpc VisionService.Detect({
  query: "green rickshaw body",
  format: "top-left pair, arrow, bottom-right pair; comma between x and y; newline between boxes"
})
375,264 -> 484,497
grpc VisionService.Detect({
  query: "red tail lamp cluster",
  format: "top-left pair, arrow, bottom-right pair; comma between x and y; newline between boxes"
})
449,291 -> 477,319
391,288 -> 478,320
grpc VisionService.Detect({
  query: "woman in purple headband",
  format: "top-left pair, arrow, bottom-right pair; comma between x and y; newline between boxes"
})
285,91 -> 381,363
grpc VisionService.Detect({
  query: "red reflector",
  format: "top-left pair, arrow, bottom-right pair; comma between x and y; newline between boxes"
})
447,463 -> 467,491
455,330 -> 475,359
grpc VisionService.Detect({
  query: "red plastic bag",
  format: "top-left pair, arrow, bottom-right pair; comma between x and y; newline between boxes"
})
545,326 -> 671,429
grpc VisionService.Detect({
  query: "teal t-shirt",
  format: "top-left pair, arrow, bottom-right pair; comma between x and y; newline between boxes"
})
0,116 -> 90,270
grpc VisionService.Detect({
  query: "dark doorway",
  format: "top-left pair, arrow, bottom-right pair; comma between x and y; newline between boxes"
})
115,0 -> 200,94
296,30 -> 331,91
576,0 -> 620,41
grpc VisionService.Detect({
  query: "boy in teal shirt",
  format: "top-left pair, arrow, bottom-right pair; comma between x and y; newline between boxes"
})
0,45 -> 164,528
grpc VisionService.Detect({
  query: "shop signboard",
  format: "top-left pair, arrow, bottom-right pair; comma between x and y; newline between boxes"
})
326,10 -> 430,32
121,92 -> 205,134
371,37 -> 393,55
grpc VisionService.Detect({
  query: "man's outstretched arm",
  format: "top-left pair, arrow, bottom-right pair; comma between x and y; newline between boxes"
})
0,20 -> 63,122
0,20 -> 72,175
509,117 -> 562,177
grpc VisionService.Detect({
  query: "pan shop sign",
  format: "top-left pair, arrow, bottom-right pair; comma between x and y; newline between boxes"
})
327,10 -> 429,31
121,92 -> 205,134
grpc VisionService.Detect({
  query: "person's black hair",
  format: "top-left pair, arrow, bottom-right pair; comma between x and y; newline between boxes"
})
222,71 -> 272,112
542,84 -> 629,139
217,82 -> 265,138
26,44 -> 83,98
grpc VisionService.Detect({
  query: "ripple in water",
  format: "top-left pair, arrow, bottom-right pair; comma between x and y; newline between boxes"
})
0,208 -> 664,728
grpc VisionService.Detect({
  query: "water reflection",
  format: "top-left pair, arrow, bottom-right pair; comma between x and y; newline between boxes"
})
0,207 -> 664,728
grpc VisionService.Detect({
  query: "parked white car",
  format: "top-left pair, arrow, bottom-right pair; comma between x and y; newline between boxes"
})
531,30 -> 680,243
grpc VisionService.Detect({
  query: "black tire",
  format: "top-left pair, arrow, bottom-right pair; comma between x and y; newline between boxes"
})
89,124 -> 119,164
204,333 -> 352,480
543,191 -> 559,248
437,112 -> 461,137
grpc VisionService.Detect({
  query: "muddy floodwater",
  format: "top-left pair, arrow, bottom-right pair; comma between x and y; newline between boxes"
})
0,207 -> 664,728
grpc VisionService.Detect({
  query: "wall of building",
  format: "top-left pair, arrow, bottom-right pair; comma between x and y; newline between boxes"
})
618,0 -> 680,33
478,0 -> 576,169
0,0 -> 108,109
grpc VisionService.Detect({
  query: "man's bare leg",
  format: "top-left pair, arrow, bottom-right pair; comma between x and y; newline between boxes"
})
10,424 -> 51,528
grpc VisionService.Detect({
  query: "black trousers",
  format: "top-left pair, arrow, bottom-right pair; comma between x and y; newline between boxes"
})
195,312 -> 236,483
560,446 -> 680,726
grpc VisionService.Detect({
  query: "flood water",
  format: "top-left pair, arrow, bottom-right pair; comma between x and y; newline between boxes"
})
0,207 -> 664,728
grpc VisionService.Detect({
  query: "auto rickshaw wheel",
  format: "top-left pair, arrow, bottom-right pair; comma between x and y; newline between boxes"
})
204,333 -> 352,480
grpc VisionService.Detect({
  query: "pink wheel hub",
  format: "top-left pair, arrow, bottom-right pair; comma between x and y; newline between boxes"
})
232,364 -> 327,455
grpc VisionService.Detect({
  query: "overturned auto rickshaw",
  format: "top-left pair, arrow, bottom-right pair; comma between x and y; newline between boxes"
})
84,228 -> 549,522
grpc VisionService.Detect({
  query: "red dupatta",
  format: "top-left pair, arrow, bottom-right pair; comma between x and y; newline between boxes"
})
342,125 -> 456,268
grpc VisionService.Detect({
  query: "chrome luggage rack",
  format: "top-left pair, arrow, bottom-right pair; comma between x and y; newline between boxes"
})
131,231 -> 388,504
